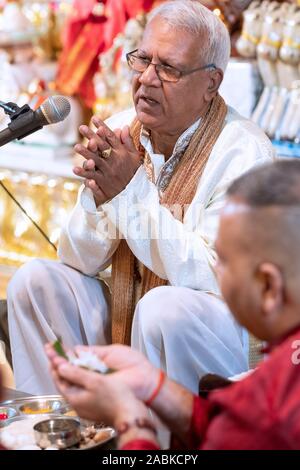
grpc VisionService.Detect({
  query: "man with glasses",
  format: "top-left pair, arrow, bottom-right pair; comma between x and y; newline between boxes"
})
126,49 -> 218,82
7,0 -> 275,395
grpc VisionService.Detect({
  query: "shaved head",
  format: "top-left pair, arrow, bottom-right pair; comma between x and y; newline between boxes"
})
226,161 -> 300,292
216,160 -> 300,340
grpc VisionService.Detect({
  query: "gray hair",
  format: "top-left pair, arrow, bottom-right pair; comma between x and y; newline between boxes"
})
148,0 -> 231,72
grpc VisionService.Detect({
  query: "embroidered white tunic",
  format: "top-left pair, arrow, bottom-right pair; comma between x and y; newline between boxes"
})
8,105 -> 276,396
58,106 -> 276,294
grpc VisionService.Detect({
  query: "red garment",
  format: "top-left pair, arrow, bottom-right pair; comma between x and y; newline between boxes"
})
104,0 -> 154,49
122,439 -> 160,450
122,326 -> 300,450
57,0 -> 155,108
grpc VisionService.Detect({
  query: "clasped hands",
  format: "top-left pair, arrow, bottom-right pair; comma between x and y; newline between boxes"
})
73,117 -> 143,207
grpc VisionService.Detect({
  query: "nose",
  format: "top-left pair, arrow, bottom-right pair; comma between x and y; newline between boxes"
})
138,63 -> 161,87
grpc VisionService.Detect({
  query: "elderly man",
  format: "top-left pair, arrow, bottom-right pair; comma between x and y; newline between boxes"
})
48,160 -> 300,450
8,0 -> 274,395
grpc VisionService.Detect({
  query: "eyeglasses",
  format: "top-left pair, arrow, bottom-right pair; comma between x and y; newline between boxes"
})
126,49 -> 217,83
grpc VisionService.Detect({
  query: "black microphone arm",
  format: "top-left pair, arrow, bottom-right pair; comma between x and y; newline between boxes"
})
0,100 -> 18,116
0,108 -> 44,147
0,96 -> 71,147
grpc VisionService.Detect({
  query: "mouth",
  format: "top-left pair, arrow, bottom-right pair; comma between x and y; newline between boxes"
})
139,95 -> 159,106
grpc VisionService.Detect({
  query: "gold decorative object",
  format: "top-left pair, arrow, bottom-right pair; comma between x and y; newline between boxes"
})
237,1 -> 300,142
93,14 -> 147,119
0,169 -> 80,267
22,0 -> 73,61
236,1 -> 266,58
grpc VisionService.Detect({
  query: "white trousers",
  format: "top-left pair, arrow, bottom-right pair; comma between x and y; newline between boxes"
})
7,260 -> 111,395
7,260 -> 248,395
132,286 -> 248,393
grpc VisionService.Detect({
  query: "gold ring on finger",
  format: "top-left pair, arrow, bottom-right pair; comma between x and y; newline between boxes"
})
102,147 -> 112,159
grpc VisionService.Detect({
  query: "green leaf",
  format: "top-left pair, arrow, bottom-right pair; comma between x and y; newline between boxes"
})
53,338 -> 68,359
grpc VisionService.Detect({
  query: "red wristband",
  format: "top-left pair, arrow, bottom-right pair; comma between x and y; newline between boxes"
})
145,370 -> 165,406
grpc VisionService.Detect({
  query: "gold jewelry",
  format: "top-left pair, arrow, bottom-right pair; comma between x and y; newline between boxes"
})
102,147 -> 112,159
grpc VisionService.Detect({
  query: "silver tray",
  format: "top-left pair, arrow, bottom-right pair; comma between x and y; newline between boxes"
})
0,395 -> 116,450
1,394 -> 67,410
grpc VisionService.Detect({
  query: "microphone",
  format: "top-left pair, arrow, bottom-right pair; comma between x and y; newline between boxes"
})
0,95 -> 71,147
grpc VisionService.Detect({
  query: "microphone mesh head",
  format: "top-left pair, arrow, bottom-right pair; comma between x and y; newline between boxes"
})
40,95 -> 71,124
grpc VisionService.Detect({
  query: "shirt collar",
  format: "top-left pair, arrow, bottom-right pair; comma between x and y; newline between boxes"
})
140,118 -> 201,160
262,323 -> 300,354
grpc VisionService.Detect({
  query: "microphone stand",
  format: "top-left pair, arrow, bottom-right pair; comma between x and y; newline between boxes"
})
0,99 -> 57,252
0,100 -> 32,120
0,100 -> 43,147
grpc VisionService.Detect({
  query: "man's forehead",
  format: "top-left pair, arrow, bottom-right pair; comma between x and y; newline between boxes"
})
222,199 -> 300,218
142,17 -> 199,53
221,200 -> 252,218
218,200 -> 255,254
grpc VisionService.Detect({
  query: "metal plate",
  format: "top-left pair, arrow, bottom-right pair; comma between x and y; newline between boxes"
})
0,395 -> 116,450
0,395 -> 66,409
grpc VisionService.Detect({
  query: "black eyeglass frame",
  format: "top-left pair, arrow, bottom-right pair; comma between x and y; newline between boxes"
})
126,49 -> 217,83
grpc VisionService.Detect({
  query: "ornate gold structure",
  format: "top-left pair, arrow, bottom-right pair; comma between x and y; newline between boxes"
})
0,169 -> 80,266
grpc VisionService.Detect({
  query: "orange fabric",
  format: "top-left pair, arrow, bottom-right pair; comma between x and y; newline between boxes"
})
56,0 -> 155,108
56,14 -> 107,108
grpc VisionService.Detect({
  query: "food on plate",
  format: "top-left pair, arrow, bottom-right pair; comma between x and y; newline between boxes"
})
64,409 -> 77,417
0,415 -> 114,450
0,407 -> 17,421
19,399 -> 64,415
0,416 -> 51,449
21,406 -> 52,414
78,426 -> 114,449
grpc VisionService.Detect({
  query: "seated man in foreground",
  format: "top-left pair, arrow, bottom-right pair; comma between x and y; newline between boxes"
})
48,159 -> 300,450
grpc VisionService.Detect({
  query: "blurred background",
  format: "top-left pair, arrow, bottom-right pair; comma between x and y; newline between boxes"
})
0,0 -> 299,296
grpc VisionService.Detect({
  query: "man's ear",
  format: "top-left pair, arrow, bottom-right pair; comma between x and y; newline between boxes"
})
204,68 -> 224,101
257,262 -> 284,318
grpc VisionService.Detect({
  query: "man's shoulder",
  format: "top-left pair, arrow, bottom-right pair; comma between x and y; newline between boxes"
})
224,106 -> 272,144
104,108 -> 136,130
212,330 -> 300,407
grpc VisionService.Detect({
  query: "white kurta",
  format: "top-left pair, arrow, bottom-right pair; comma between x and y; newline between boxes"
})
59,106 -> 275,292
8,105 -> 276,394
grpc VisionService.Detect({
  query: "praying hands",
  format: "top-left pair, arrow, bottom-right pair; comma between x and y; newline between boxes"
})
73,117 -> 143,207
